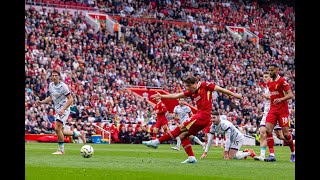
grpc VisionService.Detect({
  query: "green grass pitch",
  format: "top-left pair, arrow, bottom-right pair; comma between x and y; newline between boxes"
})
25,143 -> 295,180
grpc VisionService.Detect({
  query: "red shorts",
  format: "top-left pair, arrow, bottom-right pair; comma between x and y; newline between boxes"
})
203,121 -> 212,134
266,111 -> 290,127
183,113 -> 211,135
155,117 -> 168,130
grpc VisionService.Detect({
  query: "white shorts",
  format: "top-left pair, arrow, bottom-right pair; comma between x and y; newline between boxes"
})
169,124 -> 177,131
55,108 -> 70,125
260,115 -> 281,130
229,134 -> 244,151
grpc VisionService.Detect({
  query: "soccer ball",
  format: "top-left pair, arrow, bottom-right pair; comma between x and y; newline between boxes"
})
80,145 -> 94,158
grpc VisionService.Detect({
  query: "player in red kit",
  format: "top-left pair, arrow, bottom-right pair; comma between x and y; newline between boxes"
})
264,64 -> 295,162
152,97 -> 169,140
143,76 -> 242,163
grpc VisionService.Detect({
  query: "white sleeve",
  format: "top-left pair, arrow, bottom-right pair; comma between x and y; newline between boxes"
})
62,84 -> 71,96
187,106 -> 191,113
173,106 -> 177,114
224,127 -> 231,151
204,133 -> 214,153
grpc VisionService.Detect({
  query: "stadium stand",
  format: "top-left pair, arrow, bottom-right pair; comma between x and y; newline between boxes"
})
25,0 -> 295,144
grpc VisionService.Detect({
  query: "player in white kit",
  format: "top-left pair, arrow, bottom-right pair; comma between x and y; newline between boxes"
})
170,98 -> 205,151
201,111 -> 256,160
254,72 -> 286,161
37,69 -> 86,154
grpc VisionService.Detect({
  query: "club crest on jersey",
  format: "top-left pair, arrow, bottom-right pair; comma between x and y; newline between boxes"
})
275,84 -> 279,90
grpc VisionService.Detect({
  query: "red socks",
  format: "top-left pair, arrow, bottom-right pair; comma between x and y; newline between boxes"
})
266,132 -> 275,154
181,137 -> 194,156
158,127 -> 181,143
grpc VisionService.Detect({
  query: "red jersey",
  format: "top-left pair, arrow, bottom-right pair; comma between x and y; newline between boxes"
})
154,101 -> 167,119
183,82 -> 216,115
267,75 -> 291,113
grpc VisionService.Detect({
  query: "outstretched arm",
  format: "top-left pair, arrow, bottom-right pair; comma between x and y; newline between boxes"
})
150,92 -> 186,100
38,96 -> 52,105
214,86 -> 242,99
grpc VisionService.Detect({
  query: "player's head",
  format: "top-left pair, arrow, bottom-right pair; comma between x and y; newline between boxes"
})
268,64 -> 279,79
262,71 -> 271,83
178,98 -> 185,106
155,96 -> 161,103
183,76 -> 199,92
51,69 -> 61,84
211,110 -> 220,124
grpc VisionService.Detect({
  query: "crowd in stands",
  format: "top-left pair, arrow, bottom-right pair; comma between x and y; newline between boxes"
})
25,0 -> 295,144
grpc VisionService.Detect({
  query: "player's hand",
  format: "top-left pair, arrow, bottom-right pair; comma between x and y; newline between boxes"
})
150,92 -> 161,100
273,98 -> 282,104
234,93 -> 242,99
200,152 -> 207,159
36,97 -> 41,105
223,151 -> 229,159
58,109 -> 65,116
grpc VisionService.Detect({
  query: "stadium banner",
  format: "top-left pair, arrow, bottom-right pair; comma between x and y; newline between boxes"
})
85,13 -> 101,34
86,13 -> 121,40
226,26 -> 259,48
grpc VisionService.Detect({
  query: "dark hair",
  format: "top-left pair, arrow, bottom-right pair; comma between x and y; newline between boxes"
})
51,69 -> 60,76
183,76 -> 198,84
268,64 -> 278,68
263,71 -> 270,75
211,110 -> 219,116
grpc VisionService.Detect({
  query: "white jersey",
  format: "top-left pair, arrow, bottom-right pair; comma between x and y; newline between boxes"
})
49,81 -> 71,124
49,81 -> 71,111
210,119 -> 244,151
263,87 -> 271,114
173,105 -> 192,123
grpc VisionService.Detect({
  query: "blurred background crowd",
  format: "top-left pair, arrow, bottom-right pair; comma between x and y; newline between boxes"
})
25,0 -> 295,144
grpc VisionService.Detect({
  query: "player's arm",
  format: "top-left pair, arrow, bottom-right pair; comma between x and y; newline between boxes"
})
274,80 -> 294,104
151,92 -> 186,99
214,86 -> 242,99
223,128 -> 232,159
280,89 -> 294,102
62,93 -> 74,111
38,96 -> 52,104
201,132 -> 214,159
262,93 -> 270,99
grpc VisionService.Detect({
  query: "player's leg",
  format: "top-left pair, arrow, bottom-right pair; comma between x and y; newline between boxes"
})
62,129 -> 87,144
142,120 -> 188,149
233,137 -> 256,160
180,116 -> 210,163
190,135 -> 206,148
265,113 -> 277,161
53,120 -> 65,154
171,136 -> 181,151
52,110 -> 70,154
61,110 -> 87,144
180,132 -> 197,164
254,115 -> 267,160
152,125 -> 160,140
279,114 -> 295,162
215,133 -> 219,147
171,122 -> 181,150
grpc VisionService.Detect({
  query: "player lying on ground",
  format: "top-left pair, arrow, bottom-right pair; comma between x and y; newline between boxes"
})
201,111 -> 256,160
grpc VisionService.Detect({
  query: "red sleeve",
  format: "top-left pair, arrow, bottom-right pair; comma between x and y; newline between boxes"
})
281,78 -> 291,92
183,90 -> 192,97
204,82 -> 216,91
158,102 -> 167,114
